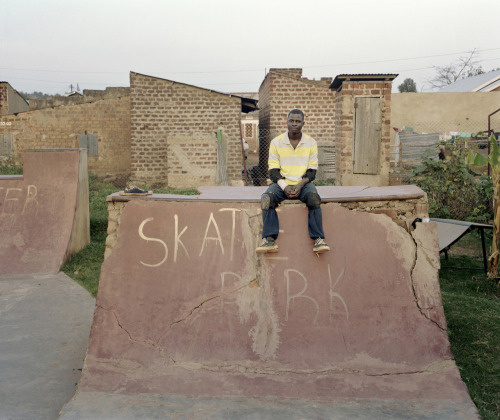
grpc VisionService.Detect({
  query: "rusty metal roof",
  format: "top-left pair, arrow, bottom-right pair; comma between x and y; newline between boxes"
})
330,74 -> 398,89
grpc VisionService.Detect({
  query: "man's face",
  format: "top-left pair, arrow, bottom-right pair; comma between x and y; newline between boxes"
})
287,113 -> 305,135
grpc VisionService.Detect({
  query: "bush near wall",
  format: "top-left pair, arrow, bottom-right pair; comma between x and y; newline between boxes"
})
412,142 -> 493,222
0,156 -> 23,175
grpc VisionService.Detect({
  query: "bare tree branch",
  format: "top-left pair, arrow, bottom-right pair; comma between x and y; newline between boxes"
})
428,48 -> 484,90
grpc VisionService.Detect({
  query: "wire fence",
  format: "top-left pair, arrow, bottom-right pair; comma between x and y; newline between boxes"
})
389,121 -> 499,184
242,128 -> 336,186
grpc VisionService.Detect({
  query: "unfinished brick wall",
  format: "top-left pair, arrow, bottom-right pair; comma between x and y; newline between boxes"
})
29,87 -> 131,111
0,96 -> 131,178
334,79 -> 394,186
257,69 -> 336,181
0,83 -> 8,116
0,82 -> 28,116
130,72 -> 243,187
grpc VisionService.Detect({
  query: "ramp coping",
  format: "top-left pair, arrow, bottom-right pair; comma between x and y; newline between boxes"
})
107,185 -> 425,203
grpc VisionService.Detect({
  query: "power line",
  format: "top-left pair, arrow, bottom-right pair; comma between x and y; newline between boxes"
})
303,47 -> 500,69
1,47 -> 499,76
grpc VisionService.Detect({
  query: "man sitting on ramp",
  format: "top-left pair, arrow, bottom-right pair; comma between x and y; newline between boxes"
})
256,109 -> 330,254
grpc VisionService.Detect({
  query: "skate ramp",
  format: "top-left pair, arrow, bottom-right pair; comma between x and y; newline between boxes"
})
63,187 -> 478,419
0,149 -> 90,275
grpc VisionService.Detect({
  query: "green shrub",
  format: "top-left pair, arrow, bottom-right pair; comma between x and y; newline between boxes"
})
0,156 -> 23,175
412,143 -> 493,222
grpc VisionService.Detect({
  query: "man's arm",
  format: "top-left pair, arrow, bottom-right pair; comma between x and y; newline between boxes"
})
269,168 -> 282,184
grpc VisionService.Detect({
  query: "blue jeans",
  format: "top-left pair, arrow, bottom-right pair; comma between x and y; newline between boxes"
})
261,182 -> 325,240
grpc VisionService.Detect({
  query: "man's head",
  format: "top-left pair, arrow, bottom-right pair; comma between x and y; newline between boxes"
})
287,109 -> 305,136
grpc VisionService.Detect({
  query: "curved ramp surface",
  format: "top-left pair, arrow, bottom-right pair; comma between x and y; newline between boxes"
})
64,189 -> 478,419
0,149 -> 90,275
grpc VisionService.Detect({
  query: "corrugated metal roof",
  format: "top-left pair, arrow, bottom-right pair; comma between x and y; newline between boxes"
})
439,69 -> 500,92
479,77 -> 500,92
330,74 -> 398,89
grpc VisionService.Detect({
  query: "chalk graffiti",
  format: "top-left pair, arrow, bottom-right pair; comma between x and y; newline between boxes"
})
285,264 -> 348,324
285,269 -> 320,323
199,212 -> 225,256
137,208 -> 241,266
138,217 -> 168,267
219,271 -> 241,321
135,209 -> 349,325
0,185 -> 39,221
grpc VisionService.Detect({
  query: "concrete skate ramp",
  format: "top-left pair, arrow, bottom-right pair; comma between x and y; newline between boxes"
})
66,186 -> 478,419
0,149 -> 90,275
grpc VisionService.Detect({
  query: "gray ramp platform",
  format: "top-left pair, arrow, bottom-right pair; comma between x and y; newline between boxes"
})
0,272 -> 95,420
431,218 -> 493,272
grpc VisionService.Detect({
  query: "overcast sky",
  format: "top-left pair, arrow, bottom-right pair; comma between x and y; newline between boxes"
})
1,0 -> 500,95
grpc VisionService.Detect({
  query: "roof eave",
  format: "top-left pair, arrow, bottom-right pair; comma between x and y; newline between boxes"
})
330,74 -> 398,90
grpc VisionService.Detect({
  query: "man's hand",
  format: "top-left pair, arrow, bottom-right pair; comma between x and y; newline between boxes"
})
284,185 -> 299,198
284,177 -> 310,199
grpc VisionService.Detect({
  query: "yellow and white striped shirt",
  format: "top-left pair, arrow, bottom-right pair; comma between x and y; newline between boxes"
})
268,132 -> 318,185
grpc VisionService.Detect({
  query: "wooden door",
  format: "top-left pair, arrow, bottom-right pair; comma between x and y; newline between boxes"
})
353,97 -> 382,174
0,134 -> 13,156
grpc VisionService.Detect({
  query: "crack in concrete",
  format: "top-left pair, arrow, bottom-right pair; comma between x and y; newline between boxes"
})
409,226 -> 446,332
89,356 -> 455,378
98,305 -> 161,354
155,281 -> 253,345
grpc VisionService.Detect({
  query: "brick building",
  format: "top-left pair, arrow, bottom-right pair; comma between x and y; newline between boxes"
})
0,89 -> 131,179
129,72 -> 257,187
0,82 -> 29,116
332,74 -> 397,186
258,69 -> 396,186
257,69 -> 336,184
2,70 -> 397,188
28,87 -> 131,110
0,75 -> 256,187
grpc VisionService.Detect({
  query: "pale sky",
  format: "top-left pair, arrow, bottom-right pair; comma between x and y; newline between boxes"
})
1,0 -> 499,95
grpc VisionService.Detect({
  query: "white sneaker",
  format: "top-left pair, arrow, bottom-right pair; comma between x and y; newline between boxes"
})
256,237 -> 278,253
313,238 -> 330,253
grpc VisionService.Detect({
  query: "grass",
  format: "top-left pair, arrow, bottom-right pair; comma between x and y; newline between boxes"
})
0,156 -> 23,175
438,233 -> 500,420
61,175 -> 117,296
19,171 -> 500,419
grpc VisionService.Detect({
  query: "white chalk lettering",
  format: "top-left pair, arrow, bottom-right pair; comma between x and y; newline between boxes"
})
219,208 -> 240,261
328,264 -> 349,321
2,188 -> 22,216
173,214 -> 189,262
138,217 -> 168,267
21,185 -> 39,216
219,271 -> 241,321
284,269 -> 320,323
199,212 -> 224,257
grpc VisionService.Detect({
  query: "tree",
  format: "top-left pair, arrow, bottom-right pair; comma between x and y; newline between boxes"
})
466,134 -> 500,280
428,48 -> 484,89
398,78 -> 417,92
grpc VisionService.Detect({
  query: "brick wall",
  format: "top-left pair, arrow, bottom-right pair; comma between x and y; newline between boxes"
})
257,69 -> 336,183
130,72 -> 243,187
0,83 -> 28,116
334,80 -> 393,186
167,133 -> 219,188
0,83 -> 9,115
29,87 -> 131,111
0,96 -> 131,178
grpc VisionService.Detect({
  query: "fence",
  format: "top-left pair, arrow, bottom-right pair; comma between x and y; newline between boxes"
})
389,121 -> 498,185
243,128 -> 336,186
